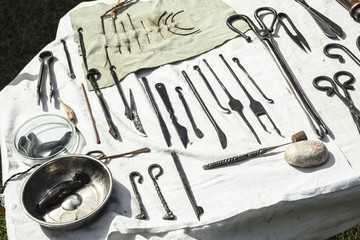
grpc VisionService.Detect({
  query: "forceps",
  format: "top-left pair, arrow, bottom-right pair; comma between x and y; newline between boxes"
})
313,71 -> 360,133
227,7 -> 328,139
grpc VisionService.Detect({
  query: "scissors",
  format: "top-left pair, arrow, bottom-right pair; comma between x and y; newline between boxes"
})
313,71 -> 360,133
226,7 -> 328,139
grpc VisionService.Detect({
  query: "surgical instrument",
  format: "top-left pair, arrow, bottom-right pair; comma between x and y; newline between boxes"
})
182,70 -> 227,149
277,12 -> 311,52
142,77 -> 171,147
203,59 -> 261,144
324,42 -> 360,66
129,172 -> 147,220
171,152 -> 204,221
175,87 -> 204,139
313,71 -> 360,133
61,39 -> 76,79
336,0 -> 360,22
129,89 -> 147,136
81,83 -> 101,144
87,68 -> 118,139
104,46 -> 146,136
148,164 -> 175,220
221,54 -> 282,137
86,147 -> 150,161
295,0 -> 344,39
77,28 -> 88,72
193,65 -> 231,113
227,7 -> 329,138
156,83 -> 189,148
203,130 -> 307,170
37,50 -> 55,105
232,58 -> 275,103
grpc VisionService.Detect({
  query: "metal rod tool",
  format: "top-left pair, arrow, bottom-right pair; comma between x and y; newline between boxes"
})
87,68 -> 118,139
295,0 -> 344,39
148,164 -> 175,220
232,58 -> 275,103
171,152 -> 204,221
221,55 -> 282,137
203,130 -> 307,170
155,83 -> 189,148
193,65 -> 231,113
142,77 -> 171,147
227,7 -> 329,138
129,172 -> 147,220
175,87 -> 204,139
324,42 -> 360,66
203,59 -> 261,144
61,39 -> 76,79
182,70 -> 227,149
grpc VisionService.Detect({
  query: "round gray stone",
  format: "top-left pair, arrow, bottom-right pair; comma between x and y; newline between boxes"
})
284,140 -> 328,168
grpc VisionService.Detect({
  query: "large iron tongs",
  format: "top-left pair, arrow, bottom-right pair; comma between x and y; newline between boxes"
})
226,7 -> 328,139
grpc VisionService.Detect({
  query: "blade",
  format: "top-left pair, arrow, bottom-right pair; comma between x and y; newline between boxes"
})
129,89 -> 147,137
173,121 -> 189,148
307,6 -> 343,37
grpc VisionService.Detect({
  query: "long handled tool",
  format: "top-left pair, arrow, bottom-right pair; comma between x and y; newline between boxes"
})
203,131 -> 307,170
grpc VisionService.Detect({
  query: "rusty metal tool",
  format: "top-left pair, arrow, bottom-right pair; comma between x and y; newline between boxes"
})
61,39 -> 76,79
129,172 -> 147,220
203,59 -> 261,144
336,0 -> 360,21
142,77 -> 171,147
148,164 -> 175,220
171,152 -> 204,221
156,83 -> 188,148
175,87 -> 204,139
203,131 -> 307,170
182,70 -> 227,149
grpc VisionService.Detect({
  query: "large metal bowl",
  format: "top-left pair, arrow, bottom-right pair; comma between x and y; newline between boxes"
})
21,154 -> 112,230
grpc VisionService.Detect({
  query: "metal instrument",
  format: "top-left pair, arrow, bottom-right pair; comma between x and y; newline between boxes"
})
182,70 -> 227,149
203,130 -> 307,170
129,89 -> 147,136
175,87 -> 204,139
336,0 -> 360,22
277,12 -> 311,52
232,58 -> 274,103
148,164 -> 175,220
324,43 -> 360,66
37,51 -> 55,105
129,172 -> 147,220
203,59 -> 261,144
313,71 -> 360,133
60,39 -> 76,79
155,83 -> 189,148
171,152 -> 204,221
86,147 -> 150,161
141,77 -> 172,147
87,68 -> 118,139
295,0 -> 344,39
193,65 -> 231,114
221,55 -> 282,137
227,7 -> 329,139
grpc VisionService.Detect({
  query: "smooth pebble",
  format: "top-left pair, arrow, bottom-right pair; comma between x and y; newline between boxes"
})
284,140 -> 328,168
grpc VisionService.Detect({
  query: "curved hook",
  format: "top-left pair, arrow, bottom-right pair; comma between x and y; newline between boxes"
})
148,164 -> 163,180
175,86 -> 183,93
227,14 -> 256,42
324,43 -> 360,66
333,71 -> 355,91
313,75 -> 336,96
254,7 -> 277,33
130,171 -> 143,184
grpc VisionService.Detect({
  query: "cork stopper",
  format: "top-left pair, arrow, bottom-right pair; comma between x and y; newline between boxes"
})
291,131 -> 307,143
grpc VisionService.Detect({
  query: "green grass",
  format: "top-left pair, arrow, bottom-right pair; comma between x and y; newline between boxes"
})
0,0 -> 359,239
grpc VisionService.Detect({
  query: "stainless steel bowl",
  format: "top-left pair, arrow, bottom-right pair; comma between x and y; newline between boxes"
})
21,155 -> 112,230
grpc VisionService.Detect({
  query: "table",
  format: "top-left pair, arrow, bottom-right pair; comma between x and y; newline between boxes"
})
1,0 -> 360,239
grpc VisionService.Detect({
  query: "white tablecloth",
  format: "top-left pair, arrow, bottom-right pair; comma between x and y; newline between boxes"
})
2,0 -> 360,239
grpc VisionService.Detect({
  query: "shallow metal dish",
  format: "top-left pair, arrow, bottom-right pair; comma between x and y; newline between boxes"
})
21,154 -> 112,230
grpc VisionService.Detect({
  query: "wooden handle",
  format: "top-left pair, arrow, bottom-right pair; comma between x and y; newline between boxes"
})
336,0 -> 360,20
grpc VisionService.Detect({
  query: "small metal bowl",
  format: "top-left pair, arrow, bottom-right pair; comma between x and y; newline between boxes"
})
21,155 -> 112,230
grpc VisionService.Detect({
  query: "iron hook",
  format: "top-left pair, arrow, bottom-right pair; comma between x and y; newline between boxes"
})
148,163 -> 163,180
324,43 -> 360,66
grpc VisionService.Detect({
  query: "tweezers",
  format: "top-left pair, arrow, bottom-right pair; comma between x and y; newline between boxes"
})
278,12 -> 311,52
